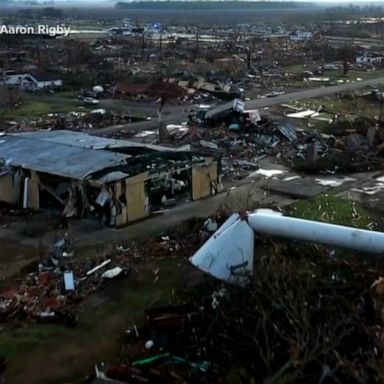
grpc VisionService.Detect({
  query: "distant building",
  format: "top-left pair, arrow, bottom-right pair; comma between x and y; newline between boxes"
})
355,52 -> 383,65
289,31 -> 313,42
26,73 -> 63,90
2,71 -> 63,90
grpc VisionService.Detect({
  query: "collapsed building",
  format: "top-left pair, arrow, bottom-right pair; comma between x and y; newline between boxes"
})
0,130 -> 219,227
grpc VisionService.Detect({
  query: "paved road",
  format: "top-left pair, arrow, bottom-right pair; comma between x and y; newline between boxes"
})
99,99 -> 192,115
93,110 -> 189,135
324,35 -> 384,46
26,93 -> 195,134
26,94 -> 190,115
243,76 -> 384,110
93,76 -> 384,135
27,76 -> 384,135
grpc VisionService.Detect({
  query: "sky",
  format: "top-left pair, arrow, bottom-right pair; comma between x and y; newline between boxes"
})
104,0 -> 383,2
3,0 -> 384,4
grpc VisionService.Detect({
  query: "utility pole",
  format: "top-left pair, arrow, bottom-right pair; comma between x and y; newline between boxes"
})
65,48 -> 71,73
135,17 -> 140,57
141,31 -> 145,58
159,28 -> 163,56
246,46 -> 251,71
195,25 -> 200,59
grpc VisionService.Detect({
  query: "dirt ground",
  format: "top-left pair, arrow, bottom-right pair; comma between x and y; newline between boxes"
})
1,254 -> 190,384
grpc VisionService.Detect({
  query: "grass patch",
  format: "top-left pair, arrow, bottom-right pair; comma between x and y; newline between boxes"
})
288,193 -> 378,229
286,194 -> 384,261
54,90 -> 78,98
1,100 -> 83,120
341,68 -> 384,81
289,96 -> 380,119
283,64 -> 306,75
283,65 -> 384,80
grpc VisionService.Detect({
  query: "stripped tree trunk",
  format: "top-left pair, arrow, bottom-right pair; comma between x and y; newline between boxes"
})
158,97 -> 169,143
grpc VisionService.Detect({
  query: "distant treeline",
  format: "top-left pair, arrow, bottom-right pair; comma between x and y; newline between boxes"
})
115,1 -> 313,11
323,5 -> 384,20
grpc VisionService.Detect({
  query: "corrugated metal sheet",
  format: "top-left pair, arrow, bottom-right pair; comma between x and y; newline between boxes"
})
0,135 -> 129,180
97,171 -> 129,183
275,121 -> 298,144
204,101 -> 234,119
13,130 -> 188,153
203,99 -> 245,120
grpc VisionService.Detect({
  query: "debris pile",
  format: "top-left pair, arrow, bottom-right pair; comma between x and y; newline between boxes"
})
0,220 -> 206,327
115,218 -> 207,262
293,118 -> 384,174
166,120 -> 297,180
4,110 -> 145,133
175,107 -> 384,176
0,237 -> 131,326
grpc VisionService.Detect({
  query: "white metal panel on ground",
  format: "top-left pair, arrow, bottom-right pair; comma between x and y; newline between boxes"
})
64,271 -> 75,291
190,214 -> 253,285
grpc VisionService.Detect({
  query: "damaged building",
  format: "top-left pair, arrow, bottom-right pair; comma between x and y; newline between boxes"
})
0,130 -> 219,227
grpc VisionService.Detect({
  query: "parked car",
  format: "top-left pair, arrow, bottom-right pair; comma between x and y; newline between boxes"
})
83,97 -> 100,105
78,91 -> 99,100
265,91 -> 286,98
85,91 -> 98,99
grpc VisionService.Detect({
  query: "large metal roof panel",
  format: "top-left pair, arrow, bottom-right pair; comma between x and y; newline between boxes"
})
0,134 -> 129,180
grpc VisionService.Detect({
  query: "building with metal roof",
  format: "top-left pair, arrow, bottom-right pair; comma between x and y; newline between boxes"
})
0,130 -> 218,227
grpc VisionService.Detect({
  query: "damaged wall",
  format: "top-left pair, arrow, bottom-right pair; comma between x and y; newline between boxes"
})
28,170 -> 40,210
192,159 -> 218,201
0,172 -> 18,204
0,168 -> 38,209
114,180 -> 127,227
126,171 -> 149,223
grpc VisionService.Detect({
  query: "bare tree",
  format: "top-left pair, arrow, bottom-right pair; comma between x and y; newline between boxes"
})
145,82 -> 185,143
